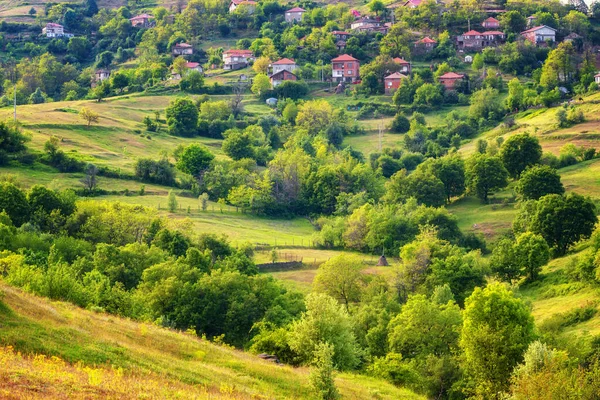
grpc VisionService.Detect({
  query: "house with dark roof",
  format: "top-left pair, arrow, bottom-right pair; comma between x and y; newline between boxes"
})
285,7 -> 306,23
332,54 -> 360,83
270,70 -> 297,87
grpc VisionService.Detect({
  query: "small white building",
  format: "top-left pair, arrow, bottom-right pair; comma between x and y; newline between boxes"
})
595,73 -> 600,86
95,69 -> 110,82
42,23 -> 73,38
223,49 -> 254,70
285,7 -> 306,23
271,58 -> 297,74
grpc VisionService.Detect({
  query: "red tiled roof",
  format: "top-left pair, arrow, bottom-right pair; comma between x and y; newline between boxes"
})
521,25 -> 556,34
331,31 -> 351,35
286,7 -> 306,12
393,57 -> 410,64
272,58 -> 296,65
481,31 -> 504,35
404,0 -> 422,5
224,49 -> 253,55
175,43 -> 192,48
463,30 -> 482,36
484,17 -> 499,23
186,62 -> 200,68
439,72 -> 465,79
416,37 -> 436,44
332,54 -> 358,62
595,73 -> 600,77
385,72 -> 407,79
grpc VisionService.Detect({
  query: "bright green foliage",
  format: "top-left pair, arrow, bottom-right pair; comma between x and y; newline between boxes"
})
180,70 -> 204,94
469,87 -> 505,121
251,73 -> 271,97
175,144 -> 214,177
313,255 -> 365,312
500,133 -> 542,179
309,342 -> 340,400
515,193 -> 597,255
460,283 -> 536,398
465,154 -> 509,202
388,295 -> 462,359
289,293 -> 362,370
514,232 -> 550,281
418,154 -> 466,203
167,190 -> 178,212
385,170 -> 446,207
0,121 -> 29,155
166,98 -> 199,137
515,165 -> 564,200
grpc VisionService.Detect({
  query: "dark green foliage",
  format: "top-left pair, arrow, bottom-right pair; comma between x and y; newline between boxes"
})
515,193 -> 597,255
275,81 -> 309,100
500,133 -> 543,179
166,98 -> 199,137
516,165 -> 564,200
0,182 -> 31,226
390,113 -> 410,133
465,154 -> 509,202
134,158 -> 176,186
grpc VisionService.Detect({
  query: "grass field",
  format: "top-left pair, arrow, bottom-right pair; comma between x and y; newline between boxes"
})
0,283 -> 423,400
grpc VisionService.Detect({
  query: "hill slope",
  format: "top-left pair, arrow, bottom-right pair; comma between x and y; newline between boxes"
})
0,283 -> 423,400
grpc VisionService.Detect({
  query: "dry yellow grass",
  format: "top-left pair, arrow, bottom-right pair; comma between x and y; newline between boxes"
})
0,283 -> 424,400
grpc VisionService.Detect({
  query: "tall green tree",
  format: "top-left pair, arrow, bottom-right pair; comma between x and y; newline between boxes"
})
166,98 -> 199,137
500,133 -> 542,179
515,165 -> 564,200
515,193 -> 597,255
175,144 -> 214,178
313,255 -> 365,312
465,154 -> 509,202
460,283 -> 536,398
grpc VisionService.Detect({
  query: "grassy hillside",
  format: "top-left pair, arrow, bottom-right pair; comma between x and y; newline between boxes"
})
0,283 -> 423,400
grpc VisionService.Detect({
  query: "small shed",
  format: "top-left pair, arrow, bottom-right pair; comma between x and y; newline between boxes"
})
266,97 -> 278,106
377,255 -> 389,266
464,55 -> 473,63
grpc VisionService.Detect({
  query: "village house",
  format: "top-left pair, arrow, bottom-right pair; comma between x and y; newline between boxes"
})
438,72 -> 465,90
270,70 -> 297,87
414,37 -> 437,53
229,0 -> 257,14
271,58 -> 297,74
384,72 -> 407,95
285,7 -> 306,23
457,30 -> 505,50
95,69 -> 110,82
595,73 -> 600,86
172,43 -> 193,56
42,23 -> 73,38
331,54 -> 360,83
350,18 -> 381,31
482,17 -> 500,29
393,57 -> 411,74
331,31 -> 351,50
171,62 -> 203,80
223,49 -> 254,70
521,25 -> 557,45
527,15 -> 537,27
129,14 -> 154,28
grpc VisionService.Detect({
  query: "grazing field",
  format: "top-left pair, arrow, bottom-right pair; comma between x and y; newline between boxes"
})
0,283 -> 424,400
